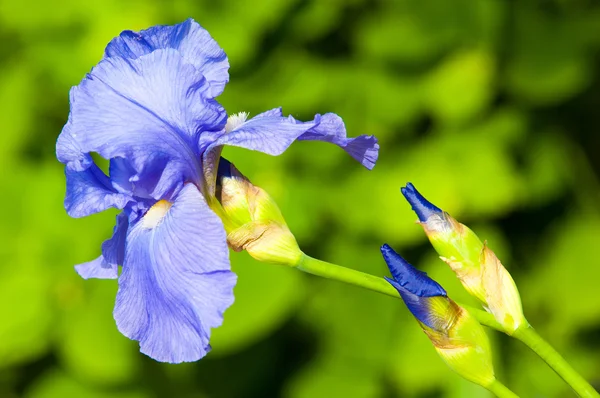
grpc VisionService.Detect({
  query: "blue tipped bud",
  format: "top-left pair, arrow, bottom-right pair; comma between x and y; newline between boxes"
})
381,244 -> 447,330
401,183 -> 442,222
381,244 -> 446,297
400,183 -> 526,333
381,244 -> 496,388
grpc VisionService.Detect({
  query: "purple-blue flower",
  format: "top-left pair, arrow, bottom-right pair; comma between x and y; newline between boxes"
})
56,19 -> 378,363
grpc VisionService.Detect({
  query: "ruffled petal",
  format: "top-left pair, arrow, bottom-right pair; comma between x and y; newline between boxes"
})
207,108 -> 317,155
56,120 -> 92,172
61,48 -> 226,199
105,18 -> 229,98
297,113 -> 379,170
75,213 -> 128,279
114,184 -> 236,363
207,108 -> 379,170
64,163 -> 131,218
75,256 -> 119,279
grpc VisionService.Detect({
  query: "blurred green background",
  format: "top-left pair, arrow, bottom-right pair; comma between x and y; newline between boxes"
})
1,0 -> 600,397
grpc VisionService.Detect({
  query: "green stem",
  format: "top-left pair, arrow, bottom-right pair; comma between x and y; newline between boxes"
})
295,255 -> 599,396
295,254 -> 503,331
513,325 -> 599,397
486,379 -> 520,398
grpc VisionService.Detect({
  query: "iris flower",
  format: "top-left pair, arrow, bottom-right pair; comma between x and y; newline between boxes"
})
55,19 -> 378,363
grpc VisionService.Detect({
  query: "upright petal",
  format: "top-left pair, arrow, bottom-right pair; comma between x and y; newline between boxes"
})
114,184 -> 236,363
105,18 -> 229,98
206,108 -> 379,170
62,48 -> 226,199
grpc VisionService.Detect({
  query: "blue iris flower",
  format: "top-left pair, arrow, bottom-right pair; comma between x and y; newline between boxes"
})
56,19 -> 379,363
381,244 -> 447,329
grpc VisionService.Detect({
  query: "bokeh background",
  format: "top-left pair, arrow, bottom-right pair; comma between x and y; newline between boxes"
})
1,0 -> 600,397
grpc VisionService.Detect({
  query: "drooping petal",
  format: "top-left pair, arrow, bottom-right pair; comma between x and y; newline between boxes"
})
61,48 -> 226,200
75,212 -> 129,279
114,184 -> 236,363
105,18 -> 229,98
206,108 -> 379,171
296,113 -> 379,170
75,256 -> 119,280
64,163 -> 131,218
101,212 -> 128,267
207,108 -> 318,155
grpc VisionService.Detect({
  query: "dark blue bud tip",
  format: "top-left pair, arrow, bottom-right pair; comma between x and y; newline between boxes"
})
380,244 -> 446,298
217,157 -> 233,179
400,183 -> 442,222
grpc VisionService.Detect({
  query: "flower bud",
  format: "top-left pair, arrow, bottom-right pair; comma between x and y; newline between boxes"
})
401,183 -> 525,333
213,157 -> 302,266
381,244 -> 496,388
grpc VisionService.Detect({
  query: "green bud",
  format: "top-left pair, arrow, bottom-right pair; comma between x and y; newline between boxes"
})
423,299 -> 496,387
402,183 -> 526,334
212,158 -> 302,266
382,245 -> 496,388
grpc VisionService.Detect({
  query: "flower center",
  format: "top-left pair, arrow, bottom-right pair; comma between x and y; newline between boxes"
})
142,200 -> 172,229
225,112 -> 249,133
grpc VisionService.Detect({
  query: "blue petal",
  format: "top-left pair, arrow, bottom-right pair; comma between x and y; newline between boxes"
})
65,163 -> 131,218
381,244 -> 449,330
75,257 -> 119,279
400,183 -> 442,222
385,276 -> 437,327
296,113 -> 379,170
75,212 -> 128,279
56,120 -> 93,172
208,107 -> 317,154
60,48 -> 226,200
380,244 -> 446,298
105,18 -> 229,98
206,108 -> 379,169
114,184 -> 236,363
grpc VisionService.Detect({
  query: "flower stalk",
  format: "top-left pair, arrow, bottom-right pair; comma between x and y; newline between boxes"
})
513,325 -> 600,398
486,380 -> 520,398
399,182 -> 599,397
295,254 -> 598,398
295,254 -> 503,331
